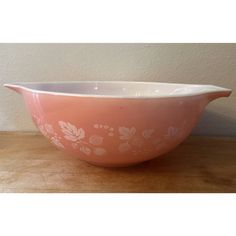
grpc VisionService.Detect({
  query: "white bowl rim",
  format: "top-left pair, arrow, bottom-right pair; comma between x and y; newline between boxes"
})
3,81 -> 232,99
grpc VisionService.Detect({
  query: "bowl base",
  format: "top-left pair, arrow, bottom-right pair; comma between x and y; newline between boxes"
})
86,160 -> 144,168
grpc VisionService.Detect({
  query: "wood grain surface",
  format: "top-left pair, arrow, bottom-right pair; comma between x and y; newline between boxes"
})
0,132 -> 236,193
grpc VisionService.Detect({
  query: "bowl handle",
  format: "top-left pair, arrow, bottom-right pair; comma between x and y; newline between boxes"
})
206,89 -> 232,102
3,83 -> 24,94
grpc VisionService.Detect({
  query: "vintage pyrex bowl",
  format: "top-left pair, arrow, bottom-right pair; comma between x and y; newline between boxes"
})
4,81 -> 232,167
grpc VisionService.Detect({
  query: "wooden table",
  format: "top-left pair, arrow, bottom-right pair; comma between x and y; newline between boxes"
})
0,132 -> 236,192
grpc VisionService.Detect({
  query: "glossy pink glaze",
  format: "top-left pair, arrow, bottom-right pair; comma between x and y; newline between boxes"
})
4,82 -> 232,167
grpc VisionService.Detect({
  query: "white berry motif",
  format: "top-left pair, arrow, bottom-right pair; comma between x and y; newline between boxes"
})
89,135 -> 104,146
118,142 -> 131,153
94,123 -> 114,136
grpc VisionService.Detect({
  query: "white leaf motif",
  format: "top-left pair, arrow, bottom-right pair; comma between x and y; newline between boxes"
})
45,124 -> 54,134
94,147 -> 106,156
80,146 -> 91,155
142,129 -> 154,139
89,135 -> 104,146
59,121 -> 85,141
119,127 -> 136,140
51,137 -> 64,149
38,125 -> 48,137
118,143 -> 131,152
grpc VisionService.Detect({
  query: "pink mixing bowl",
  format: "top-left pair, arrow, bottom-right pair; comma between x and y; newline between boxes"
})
4,81 -> 231,167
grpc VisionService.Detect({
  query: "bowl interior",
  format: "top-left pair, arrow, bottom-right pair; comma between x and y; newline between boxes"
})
10,81 -> 220,98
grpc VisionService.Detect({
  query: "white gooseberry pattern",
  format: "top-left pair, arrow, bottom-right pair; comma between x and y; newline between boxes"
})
33,115 -> 65,149
58,121 -> 107,157
118,127 -> 155,156
33,115 -> 186,157
93,123 -> 114,136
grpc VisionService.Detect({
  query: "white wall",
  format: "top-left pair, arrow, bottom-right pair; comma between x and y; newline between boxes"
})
0,44 -> 235,135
